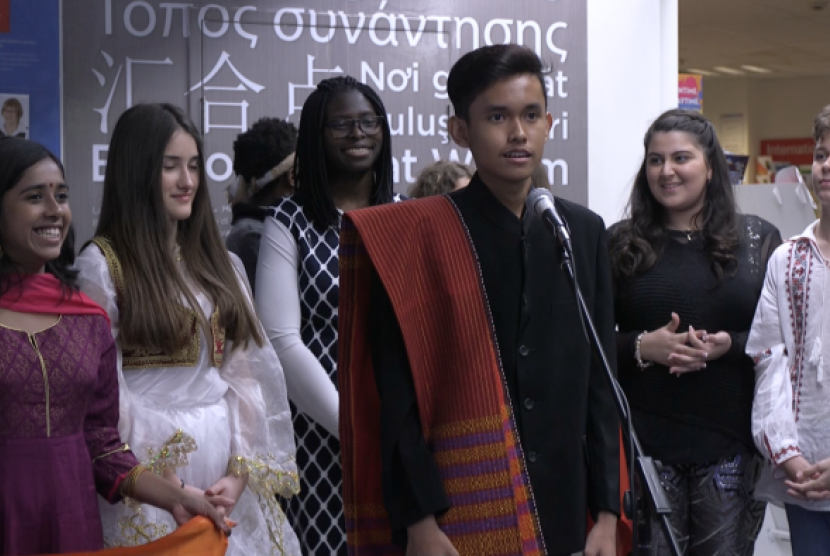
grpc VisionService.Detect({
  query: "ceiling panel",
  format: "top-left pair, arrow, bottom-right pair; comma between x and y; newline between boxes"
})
680,0 -> 830,78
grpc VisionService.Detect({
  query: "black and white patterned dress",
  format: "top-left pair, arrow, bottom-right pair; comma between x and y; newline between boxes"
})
269,194 -> 402,555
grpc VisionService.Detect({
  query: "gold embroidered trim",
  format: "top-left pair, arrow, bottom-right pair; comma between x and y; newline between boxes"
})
120,430 -> 197,513
227,454 -> 299,555
111,510 -> 171,547
143,429 -> 197,475
89,237 -> 126,305
120,314 -> 201,370
88,237 -> 224,370
93,442 -> 130,462
227,453 -> 300,499
27,334 -> 51,437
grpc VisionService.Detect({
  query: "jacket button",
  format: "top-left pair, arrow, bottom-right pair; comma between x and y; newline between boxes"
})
527,451 -> 537,463
524,398 -> 534,410
518,345 -> 529,357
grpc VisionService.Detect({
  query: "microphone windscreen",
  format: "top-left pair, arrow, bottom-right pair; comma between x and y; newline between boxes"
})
525,187 -> 554,217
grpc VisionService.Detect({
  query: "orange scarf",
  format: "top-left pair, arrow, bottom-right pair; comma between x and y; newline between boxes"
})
43,517 -> 228,556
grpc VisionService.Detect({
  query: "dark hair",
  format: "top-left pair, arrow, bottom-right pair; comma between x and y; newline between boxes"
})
447,44 -> 549,121
232,117 -> 298,205
0,137 -> 77,290
92,103 -> 264,353
294,75 -> 394,228
408,160 -> 472,198
609,109 -> 738,282
813,105 -> 830,143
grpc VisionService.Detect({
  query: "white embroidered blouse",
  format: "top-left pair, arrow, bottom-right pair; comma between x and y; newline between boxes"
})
748,220 -> 830,509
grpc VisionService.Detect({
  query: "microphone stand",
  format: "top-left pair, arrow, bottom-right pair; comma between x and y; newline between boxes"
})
551,224 -> 682,556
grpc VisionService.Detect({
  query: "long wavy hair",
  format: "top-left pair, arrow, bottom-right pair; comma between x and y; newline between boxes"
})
0,137 -> 77,293
293,76 -> 394,229
90,103 -> 264,353
609,109 -> 739,282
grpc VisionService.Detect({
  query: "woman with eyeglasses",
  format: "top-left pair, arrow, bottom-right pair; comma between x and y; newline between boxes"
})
255,76 -> 401,555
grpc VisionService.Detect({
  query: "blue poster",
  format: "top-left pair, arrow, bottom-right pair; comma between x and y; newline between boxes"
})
0,0 -> 60,155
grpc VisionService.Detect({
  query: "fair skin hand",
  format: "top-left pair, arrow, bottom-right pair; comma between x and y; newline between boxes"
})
683,327 -> 732,369
132,470 -> 233,536
638,313 -> 708,374
206,474 -> 249,517
786,457 -> 830,500
781,455 -> 813,484
406,516 -> 459,556
585,512 -> 617,556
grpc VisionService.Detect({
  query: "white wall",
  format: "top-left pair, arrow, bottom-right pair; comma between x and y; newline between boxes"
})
586,0 -> 679,225
705,76 -> 830,181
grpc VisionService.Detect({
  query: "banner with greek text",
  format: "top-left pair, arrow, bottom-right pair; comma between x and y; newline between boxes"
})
63,0 -> 587,241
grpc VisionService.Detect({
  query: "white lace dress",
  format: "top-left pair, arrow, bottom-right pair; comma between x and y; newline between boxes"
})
76,246 -> 301,555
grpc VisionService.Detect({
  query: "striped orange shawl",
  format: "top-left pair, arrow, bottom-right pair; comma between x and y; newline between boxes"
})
339,195 -> 545,555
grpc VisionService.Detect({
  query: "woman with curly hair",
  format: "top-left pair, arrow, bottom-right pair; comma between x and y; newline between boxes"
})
608,109 -> 781,555
255,75 -> 401,555
408,160 -> 471,198
226,117 -> 298,294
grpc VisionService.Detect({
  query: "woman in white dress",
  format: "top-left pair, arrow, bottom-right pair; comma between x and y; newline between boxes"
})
75,103 -> 301,556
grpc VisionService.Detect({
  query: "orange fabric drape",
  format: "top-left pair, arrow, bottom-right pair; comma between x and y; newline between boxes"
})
587,429 -> 633,556
45,517 -> 228,556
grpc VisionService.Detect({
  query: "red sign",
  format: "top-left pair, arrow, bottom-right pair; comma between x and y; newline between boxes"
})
760,138 -> 816,167
0,0 -> 9,33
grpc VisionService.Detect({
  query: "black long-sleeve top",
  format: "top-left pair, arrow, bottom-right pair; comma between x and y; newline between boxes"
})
369,175 -> 620,554
610,215 -> 782,464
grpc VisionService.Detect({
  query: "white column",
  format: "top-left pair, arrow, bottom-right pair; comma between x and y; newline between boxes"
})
586,0 -> 679,225
661,0 -> 679,110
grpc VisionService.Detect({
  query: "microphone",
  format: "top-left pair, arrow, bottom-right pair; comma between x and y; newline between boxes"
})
525,188 -> 572,254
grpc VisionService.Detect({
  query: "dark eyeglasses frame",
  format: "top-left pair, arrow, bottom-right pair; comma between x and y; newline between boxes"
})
324,116 -> 385,138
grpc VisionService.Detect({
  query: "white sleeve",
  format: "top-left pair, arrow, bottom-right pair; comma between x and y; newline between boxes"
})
255,216 -> 339,438
222,252 -> 300,498
747,250 -> 801,465
75,245 -> 134,442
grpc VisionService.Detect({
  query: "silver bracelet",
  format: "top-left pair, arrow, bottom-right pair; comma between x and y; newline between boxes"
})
635,331 -> 653,370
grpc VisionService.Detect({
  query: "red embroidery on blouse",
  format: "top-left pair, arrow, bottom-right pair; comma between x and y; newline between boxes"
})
787,240 -> 813,423
752,348 -> 772,365
765,435 -> 801,465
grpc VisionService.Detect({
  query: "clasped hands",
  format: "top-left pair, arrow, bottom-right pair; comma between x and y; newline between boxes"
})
783,456 -> 830,501
168,472 -> 248,529
638,312 -> 731,375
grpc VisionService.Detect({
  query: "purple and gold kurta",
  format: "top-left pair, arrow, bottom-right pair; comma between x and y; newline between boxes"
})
0,314 -> 139,555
